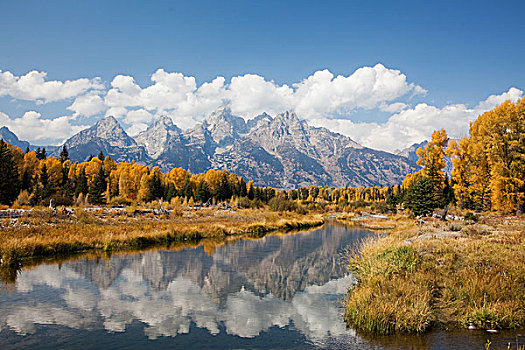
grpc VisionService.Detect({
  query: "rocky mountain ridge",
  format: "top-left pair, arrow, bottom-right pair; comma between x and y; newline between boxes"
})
6,107 -> 421,187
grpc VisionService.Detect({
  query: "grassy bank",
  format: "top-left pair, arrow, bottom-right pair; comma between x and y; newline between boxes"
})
345,216 -> 525,335
0,208 -> 324,266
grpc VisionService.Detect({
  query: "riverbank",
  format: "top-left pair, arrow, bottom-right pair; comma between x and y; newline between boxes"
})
344,215 -> 525,335
0,207 -> 324,266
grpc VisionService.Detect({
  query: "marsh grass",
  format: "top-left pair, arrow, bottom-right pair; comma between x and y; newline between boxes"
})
345,217 -> 525,335
0,208 -> 324,266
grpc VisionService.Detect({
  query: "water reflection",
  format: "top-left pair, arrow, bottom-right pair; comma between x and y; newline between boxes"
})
2,223 -> 520,349
0,223 -> 370,346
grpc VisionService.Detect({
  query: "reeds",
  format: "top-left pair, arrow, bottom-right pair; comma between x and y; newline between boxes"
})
345,217 -> 525,335
0,208 -> 324,266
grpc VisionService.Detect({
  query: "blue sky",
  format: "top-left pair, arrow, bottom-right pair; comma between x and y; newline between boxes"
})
0,0 -> 524,150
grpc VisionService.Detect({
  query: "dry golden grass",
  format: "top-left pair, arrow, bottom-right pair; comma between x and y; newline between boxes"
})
0,208 -> 324,265
345,216 -> 525,335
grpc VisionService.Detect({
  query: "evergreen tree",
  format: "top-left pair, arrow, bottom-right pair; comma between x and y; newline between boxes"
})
21,169 -> 32,191
98,151 -> 104,161
40,147 -> 47,160
36,147 -> 42,159
40,164 -> 52,199
182,179 -> 193,199
238,178 -> 247,197
75,169 -> 88,196
0,140 -> 21,205
247,184 -> 254,200
40,164 -> 48,187
405,176 -> 436,216
196,181 -> 211,203
59,145 -> 69,162
164,183 -> 177,202
88,165 -> 106,204
148,172 -> 164,201
25,146 -> 30,154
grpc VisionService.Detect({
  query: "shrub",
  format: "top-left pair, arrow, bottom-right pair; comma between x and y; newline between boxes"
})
269,197 -> 299,212
110,196 -> 132,206
464,212 -> 479,223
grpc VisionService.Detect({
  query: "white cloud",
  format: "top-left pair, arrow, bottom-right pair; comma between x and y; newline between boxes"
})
67,93 -> 106,117
1,65 -> 522,152
0,111 -> 88,144
293,64 -> 425,118
311,87 -> 524,152
474,87 -> 523,111
0,70 -> 103,103
95,64 -> 425,128
379,102 -> 409,113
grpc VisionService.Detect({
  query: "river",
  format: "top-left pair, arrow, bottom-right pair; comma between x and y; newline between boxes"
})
0,222 -> 521,349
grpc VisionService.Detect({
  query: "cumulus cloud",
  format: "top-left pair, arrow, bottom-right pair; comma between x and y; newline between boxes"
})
0,70 -> 103,103
293,64 -> 425,118
311,87 -> 524,152
1,65 -> 522,151
0,111 -> 88,144
67,93 -> 106,116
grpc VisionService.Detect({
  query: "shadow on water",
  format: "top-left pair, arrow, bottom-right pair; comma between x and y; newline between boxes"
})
0,221 -> 523,349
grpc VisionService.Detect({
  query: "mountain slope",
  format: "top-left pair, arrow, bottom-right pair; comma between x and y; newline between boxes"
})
0,126 -> 30,150
27,107 -> 420,187
60,116 -> 149,162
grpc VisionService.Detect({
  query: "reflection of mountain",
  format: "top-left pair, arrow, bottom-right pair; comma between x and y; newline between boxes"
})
0,223 -> 371,345
66,223 -> 369,302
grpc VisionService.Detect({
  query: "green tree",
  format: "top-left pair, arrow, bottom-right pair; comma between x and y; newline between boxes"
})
59,145 -> 69,162
148,172 -> 164,201
88,165 -> 107,204
196,181 -> 211,203
405,176 -> 437,216
75,169 -> 88,196
40,164 -> 52,199
0,140 -> 21,205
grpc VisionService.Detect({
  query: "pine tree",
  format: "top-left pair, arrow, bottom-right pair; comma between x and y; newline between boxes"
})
98,151 -> 104,161
196,181 -> 211,203
0,140 -> 21,205
59,145 -> 69,163
41,147 -> 47,160
75,169 -> 88,196
21,169 -> 32,191
25,146 -> 30,154
405,176 -> 436,216
148,172 -> 164,201
88,165 -> 106,204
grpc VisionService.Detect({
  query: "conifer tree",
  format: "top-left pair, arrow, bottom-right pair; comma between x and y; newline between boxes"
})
196,181 -> 211,203
59,145 -> 69,162
75,169 -> 88,196
0,140 -> 21,204
88,165 -> 107,204
405,176 -> 436,216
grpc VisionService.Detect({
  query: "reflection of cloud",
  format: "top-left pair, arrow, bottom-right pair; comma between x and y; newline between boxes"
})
16,264 -> 83,293
3,265 -> 355,341
223,287 -> 292,338
6,304 -> 96,335
64,287 -> 97,311
1,225 -> 367,341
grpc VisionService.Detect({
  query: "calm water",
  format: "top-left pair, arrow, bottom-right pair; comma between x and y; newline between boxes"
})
0,222 -> 522,349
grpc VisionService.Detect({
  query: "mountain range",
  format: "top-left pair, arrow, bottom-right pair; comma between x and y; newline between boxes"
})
2,107 -> 422,187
